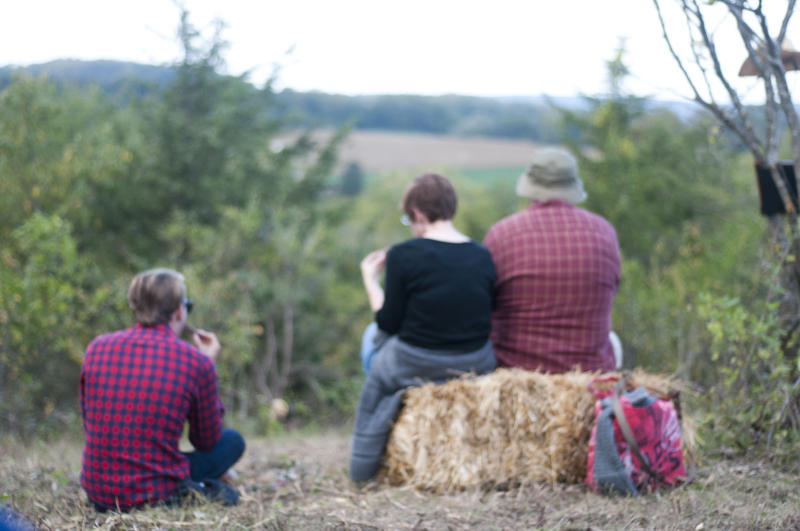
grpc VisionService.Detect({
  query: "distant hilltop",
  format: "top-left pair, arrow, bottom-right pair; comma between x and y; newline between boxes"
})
0,59 -> 699,142
0,59 -> 175,95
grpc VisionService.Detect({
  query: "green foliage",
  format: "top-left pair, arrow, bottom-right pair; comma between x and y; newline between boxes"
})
0,214 -> 127,432
612,206 -> 767,372
0,27 -> 794,462
0,74 -> 135,433
0,76 -> 130,244
695,291 -> 800,456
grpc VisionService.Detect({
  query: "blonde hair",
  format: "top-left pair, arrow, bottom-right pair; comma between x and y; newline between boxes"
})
127,268 -> 186,325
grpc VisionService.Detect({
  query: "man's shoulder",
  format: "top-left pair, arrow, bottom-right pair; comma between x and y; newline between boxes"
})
86,325 -> 208,363
487,204 -> 616,237
86,326 -> 135,350
572,206 -> 615,227
484,209 -> 538,245
487,210 -> 530,232
573,210 -> 619,246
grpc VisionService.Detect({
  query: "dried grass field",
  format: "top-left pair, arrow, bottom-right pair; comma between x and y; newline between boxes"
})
284,130 -> 538,177
3,431 -> 800,531
335,131 -> 541,174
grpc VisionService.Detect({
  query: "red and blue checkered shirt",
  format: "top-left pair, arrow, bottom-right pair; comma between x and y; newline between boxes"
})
80,323 -> 225,510
483,199 -> 620,374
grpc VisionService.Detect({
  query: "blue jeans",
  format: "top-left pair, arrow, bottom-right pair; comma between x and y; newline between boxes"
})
0,505 -> 31,531
183,428 -> 246,481
360,323 -> 380,376
360,322 -> 392,376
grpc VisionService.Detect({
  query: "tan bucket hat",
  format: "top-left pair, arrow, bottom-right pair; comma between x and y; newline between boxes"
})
516,148 -> 587,204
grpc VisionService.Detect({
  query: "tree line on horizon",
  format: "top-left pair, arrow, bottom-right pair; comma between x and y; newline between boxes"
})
0,59 -> 564,142
0,58 -> 693,146
1,57 -> 764,154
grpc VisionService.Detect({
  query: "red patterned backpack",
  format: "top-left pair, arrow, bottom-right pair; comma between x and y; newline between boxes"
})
586,373 -> 694,495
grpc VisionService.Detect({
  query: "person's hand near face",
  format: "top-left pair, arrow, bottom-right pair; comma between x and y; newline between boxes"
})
361,248 -> 388,312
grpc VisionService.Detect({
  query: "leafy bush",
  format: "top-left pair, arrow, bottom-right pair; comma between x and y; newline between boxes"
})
695,288 -> 800,458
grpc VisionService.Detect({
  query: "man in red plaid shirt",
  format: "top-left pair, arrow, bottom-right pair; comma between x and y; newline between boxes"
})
80,269 -> 245,511
483,148 -> 621,374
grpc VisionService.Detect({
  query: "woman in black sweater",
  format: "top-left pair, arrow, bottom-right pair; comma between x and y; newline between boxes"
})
350,173 -> 497,482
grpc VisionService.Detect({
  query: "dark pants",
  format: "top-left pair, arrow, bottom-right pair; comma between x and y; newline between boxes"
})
183,428 -> 246,481
177,428 -> 245,506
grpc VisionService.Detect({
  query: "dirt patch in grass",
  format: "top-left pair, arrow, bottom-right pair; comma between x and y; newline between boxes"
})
2,431 -> 800,531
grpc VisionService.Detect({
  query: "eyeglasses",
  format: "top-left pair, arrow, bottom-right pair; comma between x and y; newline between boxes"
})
400,214 -> 411,226
183,299 -> 194,314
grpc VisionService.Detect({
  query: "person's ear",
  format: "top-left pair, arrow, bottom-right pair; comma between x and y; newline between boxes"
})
412,207 -> 429,224
171,304 -> 183,323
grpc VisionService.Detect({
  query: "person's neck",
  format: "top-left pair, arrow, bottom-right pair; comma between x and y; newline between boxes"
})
169,319 -> 184,337
420,220 -> 470,243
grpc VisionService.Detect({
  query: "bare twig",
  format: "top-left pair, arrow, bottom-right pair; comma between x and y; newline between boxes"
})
778,0 -> 796,44
681,1 -> 716,102
716,0 -> 758,14
691,0 -> 764,157
652,0 -> 767,162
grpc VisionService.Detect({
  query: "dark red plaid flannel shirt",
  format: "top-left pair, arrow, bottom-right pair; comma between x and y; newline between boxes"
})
483,199 -> 620,374
80,323 -> 224,510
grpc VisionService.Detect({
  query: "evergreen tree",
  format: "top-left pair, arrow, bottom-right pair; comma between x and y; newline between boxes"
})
340,161 -> 364,196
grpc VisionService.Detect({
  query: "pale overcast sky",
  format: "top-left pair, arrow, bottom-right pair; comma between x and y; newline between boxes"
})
2,0 -> 798,101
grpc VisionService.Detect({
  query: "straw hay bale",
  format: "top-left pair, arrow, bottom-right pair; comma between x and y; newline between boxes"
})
382,368 -> 696,491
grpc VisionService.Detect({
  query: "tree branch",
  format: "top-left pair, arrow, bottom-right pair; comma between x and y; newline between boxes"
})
778,0 -> 796,44
681,0 -> 716,102
716,0 -> 757,14
653,0 -> 709,102
754,6 -> 800,213
655,0 -> 766,160
692,0 -> 763,154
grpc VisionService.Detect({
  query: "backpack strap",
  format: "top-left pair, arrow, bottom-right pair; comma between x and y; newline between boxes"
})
593,396 -> 638,495
611,373 -> 660,484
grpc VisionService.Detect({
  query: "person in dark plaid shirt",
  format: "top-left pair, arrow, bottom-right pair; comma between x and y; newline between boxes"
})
483,148 -> 622,374
80,268 -> 245,511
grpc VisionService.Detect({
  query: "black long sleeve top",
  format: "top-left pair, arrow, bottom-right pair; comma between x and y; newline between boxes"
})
375,238 -> 496,351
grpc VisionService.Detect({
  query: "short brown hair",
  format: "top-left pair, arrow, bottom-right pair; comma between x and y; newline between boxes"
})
400,173 -> 457,222
127,268 -> 186,325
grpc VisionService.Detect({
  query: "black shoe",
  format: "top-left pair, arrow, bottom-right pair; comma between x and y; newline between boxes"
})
180,478 -> 239,506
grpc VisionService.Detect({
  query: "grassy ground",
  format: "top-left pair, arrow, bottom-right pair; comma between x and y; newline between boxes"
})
3,431 -> 800,531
